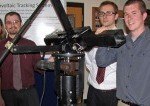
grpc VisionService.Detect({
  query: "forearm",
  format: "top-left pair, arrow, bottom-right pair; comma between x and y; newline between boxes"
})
95,47 -> 117,67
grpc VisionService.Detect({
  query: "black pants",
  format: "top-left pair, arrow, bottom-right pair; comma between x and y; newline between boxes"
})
87,85 -> 118,106
2,87 -> 40,106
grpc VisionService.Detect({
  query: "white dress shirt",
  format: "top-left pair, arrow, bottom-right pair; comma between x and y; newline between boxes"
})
85,48 -> 116,90
85,27 -> 117,90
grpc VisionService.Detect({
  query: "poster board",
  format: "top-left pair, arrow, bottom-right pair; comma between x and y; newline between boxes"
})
0,0 -> 66,45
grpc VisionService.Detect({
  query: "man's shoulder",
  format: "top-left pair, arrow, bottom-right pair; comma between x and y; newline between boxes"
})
21,38 -> 36,45
146,26 -> 150,34
0,38 -> 8,44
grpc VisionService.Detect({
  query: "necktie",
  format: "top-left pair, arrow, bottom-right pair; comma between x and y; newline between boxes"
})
96,67 -> 106,84
13,54 -> 22,90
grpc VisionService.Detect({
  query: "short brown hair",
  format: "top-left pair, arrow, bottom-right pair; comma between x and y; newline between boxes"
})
124,0 -> 147,14
99,1 -> 118,13
4,11 -> 22,23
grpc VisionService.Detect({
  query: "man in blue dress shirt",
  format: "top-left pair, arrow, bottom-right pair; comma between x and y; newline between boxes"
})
96,0 -> 150,106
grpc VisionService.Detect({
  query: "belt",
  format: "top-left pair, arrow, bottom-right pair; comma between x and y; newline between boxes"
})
2,85 -> 34,91
19,85 -> 34,91
100,88 -> 116,92
121,100 -> 139,106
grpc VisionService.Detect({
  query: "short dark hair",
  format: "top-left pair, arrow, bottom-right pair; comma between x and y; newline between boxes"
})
99,1 -> 118,13
124,0 -> 147,14
4,11 -> 22,23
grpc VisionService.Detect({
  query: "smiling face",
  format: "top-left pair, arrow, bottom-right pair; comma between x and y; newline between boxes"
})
99,4 -> 118,29
5,14 -> 22,38
124,3 -> 147,36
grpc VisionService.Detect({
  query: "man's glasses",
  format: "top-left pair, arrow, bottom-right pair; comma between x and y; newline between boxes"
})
99,11 -> 116,17
5,20 -> 20,26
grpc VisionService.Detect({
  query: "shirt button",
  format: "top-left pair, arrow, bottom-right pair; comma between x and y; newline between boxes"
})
129,65 -> 132,68
131,54 -> 133,57
125,85 -> 128,88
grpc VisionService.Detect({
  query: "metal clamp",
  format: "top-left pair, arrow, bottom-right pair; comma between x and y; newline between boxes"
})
5,41 -> 14,50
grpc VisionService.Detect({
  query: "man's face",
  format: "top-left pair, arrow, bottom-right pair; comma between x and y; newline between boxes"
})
5,15 -> 22,38
99,4 -> 118,28
124,3 -> 147,33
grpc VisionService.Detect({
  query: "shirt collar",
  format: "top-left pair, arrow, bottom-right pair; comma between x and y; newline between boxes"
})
6,36 -> 13,41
